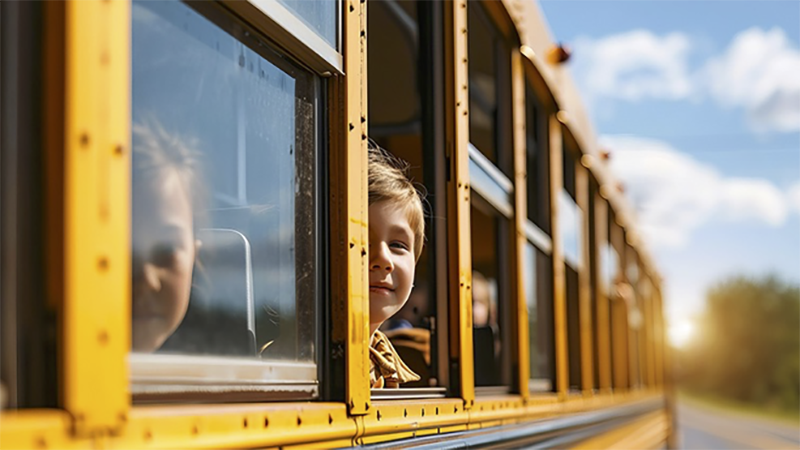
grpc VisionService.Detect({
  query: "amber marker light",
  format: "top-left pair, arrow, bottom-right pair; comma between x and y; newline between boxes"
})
546,42 -> 572,64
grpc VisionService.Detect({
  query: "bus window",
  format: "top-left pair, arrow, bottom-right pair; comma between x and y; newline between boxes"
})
277,0 -> 338,48
0,1 -> 10,411
589,178 -> 600,391
526,85 -> 551,235
468,1 -> 513,177
524,243 -> 555,392
368,0 -> 448,392
609,212 -> 629,390
626,245 -> 643,388
471,197 -> 512,388
640,272 -> 655,387
130,0 -> 320,400
561,136 -> 583,390
523,82 -> 555,393
0,0 -> 57,409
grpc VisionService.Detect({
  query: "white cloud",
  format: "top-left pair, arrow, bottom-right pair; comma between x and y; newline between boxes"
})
787,182 -> 800,214
703,27 -> 800,132
600,135 -> 791,248
572,30 -> 693,102
572,27 -> 800,132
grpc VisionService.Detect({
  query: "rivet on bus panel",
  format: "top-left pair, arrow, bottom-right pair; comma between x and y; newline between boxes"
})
98,330 -> 109,345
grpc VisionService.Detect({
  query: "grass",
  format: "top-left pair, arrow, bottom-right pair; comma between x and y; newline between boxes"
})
678,388 -> 800,427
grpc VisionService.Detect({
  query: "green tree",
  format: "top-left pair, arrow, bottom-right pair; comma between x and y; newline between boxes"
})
677,275 -> 800,411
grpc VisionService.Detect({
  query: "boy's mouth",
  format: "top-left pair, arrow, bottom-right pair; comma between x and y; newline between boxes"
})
369,284 -> 395,295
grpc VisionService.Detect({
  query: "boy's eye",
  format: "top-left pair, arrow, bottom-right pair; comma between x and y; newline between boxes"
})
390,241 -> 410,252
151,242 -> 180,266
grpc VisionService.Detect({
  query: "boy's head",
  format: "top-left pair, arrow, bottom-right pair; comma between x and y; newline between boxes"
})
131,120 -> 204,352
367,143 -> 425,332
367,145 -> 425,259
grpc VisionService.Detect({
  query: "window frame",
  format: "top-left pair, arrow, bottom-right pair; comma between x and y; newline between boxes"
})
464,0 -> 526,397
128,0 -> 326,402
520,64 -> 559,395
365,0 -> 453,400
466,0 -> 514,176
224,0 -> 342,75
0,1 -> 15,411
591,185 -> 614,393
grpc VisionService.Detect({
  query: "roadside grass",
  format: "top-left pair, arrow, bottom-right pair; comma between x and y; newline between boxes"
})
678,388 -> 800,428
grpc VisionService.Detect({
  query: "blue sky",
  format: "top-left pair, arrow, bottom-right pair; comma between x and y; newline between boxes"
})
540,0 -> 800,343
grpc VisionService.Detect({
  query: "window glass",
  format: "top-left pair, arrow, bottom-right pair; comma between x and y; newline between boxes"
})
468,2 -> 512,175
471,198 -> 511,388
525,242 -> 554,391
602,244 -> 619,298
626,246 -> 643,387
559,190 -> 582,269
566,262 -> 581,390
132,0 -> 317,369
278,0 -> 337,49
560,136 -> 581,269
588,180 -> 600,390
525,86 -> 550,234
608,211 -> 627,388
1,3 -> 10,404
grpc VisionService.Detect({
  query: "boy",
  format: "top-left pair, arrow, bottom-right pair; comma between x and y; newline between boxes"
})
367,144 -> 425,388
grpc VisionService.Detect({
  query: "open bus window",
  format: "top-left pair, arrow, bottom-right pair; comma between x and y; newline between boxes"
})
130,0 -> 319,399
368,1 -> 449,396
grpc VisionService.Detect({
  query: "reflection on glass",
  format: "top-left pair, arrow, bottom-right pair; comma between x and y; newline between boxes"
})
468,1 -> 499,166
471,200 -> 508,387
131,122 -> 203,353
468,149 -> 513,216
602,243 -> 619,297
525,87 -> 550,233
278,0 -> 337,48
559,190 -> 582,269
132,0 -> 317,363
525,242 -> 552,390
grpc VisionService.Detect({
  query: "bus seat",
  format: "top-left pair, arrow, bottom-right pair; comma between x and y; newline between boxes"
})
473,325 -> 500,386
384,327 -> 431,387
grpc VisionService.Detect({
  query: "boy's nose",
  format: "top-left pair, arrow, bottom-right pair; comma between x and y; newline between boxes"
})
370,242 -> 394,272
133,260 -> 162,293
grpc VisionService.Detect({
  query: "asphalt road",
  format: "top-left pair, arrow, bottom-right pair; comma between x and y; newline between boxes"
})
677,401 -> 800,449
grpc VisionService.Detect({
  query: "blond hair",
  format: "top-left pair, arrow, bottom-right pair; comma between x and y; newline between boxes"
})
132,118 -> 207,227
368,142 -> 425,259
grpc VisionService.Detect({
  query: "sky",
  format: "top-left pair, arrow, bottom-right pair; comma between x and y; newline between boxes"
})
539,0 -> 800,346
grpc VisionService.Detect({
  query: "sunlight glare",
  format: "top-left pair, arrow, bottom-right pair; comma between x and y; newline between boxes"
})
669,318 -> 695,348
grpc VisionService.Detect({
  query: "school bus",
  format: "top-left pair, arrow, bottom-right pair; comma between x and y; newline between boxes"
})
0,0 -> 674,448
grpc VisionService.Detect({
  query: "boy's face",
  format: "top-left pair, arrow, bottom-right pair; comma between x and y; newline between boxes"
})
131,170 -> 196,352
368,200 -> 416,330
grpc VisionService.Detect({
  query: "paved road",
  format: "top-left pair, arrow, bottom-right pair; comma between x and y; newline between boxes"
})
677,401 -> 800,449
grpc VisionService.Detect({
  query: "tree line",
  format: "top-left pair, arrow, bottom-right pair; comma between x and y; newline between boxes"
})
675,274 -> 800,413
